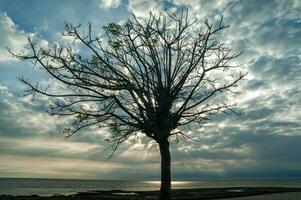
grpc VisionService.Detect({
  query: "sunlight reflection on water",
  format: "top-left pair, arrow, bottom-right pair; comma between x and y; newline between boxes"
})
142,181 -> 196,188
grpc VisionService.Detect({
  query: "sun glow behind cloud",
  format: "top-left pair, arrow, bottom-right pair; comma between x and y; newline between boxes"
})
0,0 -> 300,180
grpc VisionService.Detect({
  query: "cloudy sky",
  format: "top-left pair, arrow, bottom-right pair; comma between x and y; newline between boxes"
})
0,0 -> 301,180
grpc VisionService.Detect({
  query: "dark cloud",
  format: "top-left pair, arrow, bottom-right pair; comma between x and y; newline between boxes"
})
250,56 -> 301,84
0,0 -> 300,179
0,101 -> 36,138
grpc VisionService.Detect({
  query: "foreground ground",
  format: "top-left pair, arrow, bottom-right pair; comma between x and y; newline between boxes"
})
220,192 -> 301,200
2,187 -> 301,200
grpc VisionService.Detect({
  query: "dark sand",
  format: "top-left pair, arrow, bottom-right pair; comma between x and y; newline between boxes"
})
220,192 -> 301,200
2,187 -> 301,200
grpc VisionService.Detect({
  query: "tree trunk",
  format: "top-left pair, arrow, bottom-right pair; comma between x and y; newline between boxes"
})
159,139 -> 171,200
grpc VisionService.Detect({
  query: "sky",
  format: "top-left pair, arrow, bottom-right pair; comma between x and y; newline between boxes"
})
0,0 -> 301,180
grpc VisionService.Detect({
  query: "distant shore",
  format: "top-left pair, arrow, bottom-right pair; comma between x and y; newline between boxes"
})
3,187 -> 301,200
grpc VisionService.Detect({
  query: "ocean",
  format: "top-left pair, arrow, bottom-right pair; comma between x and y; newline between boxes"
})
1,178 -> 301,196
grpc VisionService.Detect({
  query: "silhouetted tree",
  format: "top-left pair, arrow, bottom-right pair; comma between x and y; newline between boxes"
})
10,9 -> 246,200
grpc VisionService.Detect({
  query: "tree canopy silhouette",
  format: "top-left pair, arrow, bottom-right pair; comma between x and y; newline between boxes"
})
10,9 -> 246,200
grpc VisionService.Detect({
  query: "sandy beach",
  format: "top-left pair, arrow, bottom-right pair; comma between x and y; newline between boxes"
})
2,187 -> 301,200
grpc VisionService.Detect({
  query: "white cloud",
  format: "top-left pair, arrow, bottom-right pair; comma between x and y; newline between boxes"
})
99,0 -> 122,10
128,0 -> 163,17
0,12 -> 32,62
1,0 -> 301,179
0,82 -> 13,98
0,12 -> 50,63
172,0 -> 228,19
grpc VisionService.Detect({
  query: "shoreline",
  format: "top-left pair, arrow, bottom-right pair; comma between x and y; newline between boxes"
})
3,187 -> 301,200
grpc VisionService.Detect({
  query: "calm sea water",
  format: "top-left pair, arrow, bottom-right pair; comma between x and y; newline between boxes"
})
1,178 -> 301,196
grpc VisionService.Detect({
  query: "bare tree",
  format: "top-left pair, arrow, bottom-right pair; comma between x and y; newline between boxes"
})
10,9 -> 246,200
